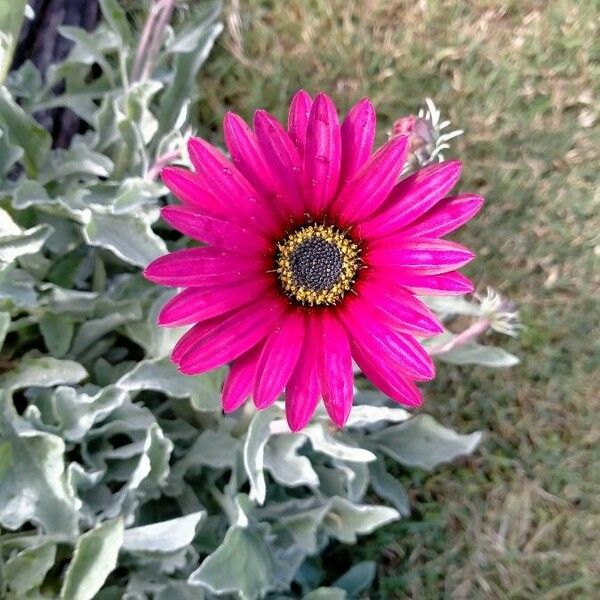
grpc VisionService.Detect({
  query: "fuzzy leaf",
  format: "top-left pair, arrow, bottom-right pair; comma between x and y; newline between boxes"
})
83,212 -> 166,268
0,223 -> 53,262
323,497 -> 399,544
302,424 -> 376,463
40,385 -> 127,442
117,357 -> 223,411
437,341 -> 520,367
244,408 -> 279,504
0,310 -> 9,349
303,589 -> 347,600
0,86 -> 51,175
39,312 -> 75,357
5,542 -> 57,597
332,561 -> 376,597
372,414 -> 482,471
264,435 -> 319,488
123,511 -> 205,554
0,355 -> 87,392
60,517 -> 124,600
188,525 -> 276,600
0,400 -> 80,534
345,404 -> 411,428
369,460 -> 411,517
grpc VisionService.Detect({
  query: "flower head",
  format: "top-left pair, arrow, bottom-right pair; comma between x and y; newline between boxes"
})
478,288 -> 522,337
144,91 -> 483,431
391,98 -> 463,171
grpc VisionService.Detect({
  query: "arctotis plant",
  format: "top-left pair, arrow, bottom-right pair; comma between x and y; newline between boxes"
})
0,2 -> 519,598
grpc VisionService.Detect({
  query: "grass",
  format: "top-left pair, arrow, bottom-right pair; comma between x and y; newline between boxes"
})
196,1 -> 599,597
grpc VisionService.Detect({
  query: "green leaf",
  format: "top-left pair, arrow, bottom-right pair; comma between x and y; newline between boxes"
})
436,341 -> 520,367
0,223 -> 53,262
0,1 -> 28,85
345,404 -> 411,428
369,460 -> 411,517
244,408 -> 279,505
157,20 -> 223,137
45,142 -> 114,180
123,511 -> 205,554
264,435 -> 319,488
0,310 -> 9,349
303,588 -> 347,600
99,0 -> 131,42
188,525 -> 276,600
323,497 -> 399,544
123,291 -> 182,358
57,26 -> 118,83
117,357 -> 223,411
175,428 -> 239,472
332,561 -> 376,597
60,517 -> 124,600
0,399 -> 80,534
302,424 -> 376,463
40,385 -> 127,442
82,212 -> 166,268
70,300 -> 142,356
0,128 -> 23,176
0,86 -> 51,176
0,263 -> 37,307
39,312 -> 75,357
372,414 -> 483,471
0,355 -> 87,392
5,541 -> 57,597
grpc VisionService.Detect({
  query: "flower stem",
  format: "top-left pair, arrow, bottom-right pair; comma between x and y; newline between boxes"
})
131,0 -> 177,83
146,148 -> 181,180
428,317 -> 490,356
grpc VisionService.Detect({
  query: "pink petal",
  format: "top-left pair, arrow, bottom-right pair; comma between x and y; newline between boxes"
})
339,297 -> 435,381
187,137 -> 280,235
253,310 -> 305,409
352,342 -> 423,407
161,167 -> 224,216
366,238 -> 475,275
340,98 -> 375,185
177,296 -> 286,374
357,278 -> 443,336
399,194 -> 484,239
171,316 -> 223,363
317,312 -> 353,427
161,206 -> 270,254
143,247 -> 267,287
254,109 -> 306,218
288,90 -> 313,156
223,112 -> 279,201
158,279 -> 271,327
384,271 -> 475,295
222,346 -> 262,413
357,160 -> 462,239
332,135 -> 409,225
303,92 -> 342,216
285,317 -> 320,431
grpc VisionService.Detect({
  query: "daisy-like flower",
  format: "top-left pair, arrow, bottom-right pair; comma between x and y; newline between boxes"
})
144,91 -> 483,431
391,98 -> 464,171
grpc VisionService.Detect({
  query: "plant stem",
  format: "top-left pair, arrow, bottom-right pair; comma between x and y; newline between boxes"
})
131,0 -> 177,83
146,148 -> 181,180
428,317 -> 490,356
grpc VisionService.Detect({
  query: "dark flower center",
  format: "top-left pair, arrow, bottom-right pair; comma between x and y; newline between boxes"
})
275,223 -> 361,306
289,237 -> 343,292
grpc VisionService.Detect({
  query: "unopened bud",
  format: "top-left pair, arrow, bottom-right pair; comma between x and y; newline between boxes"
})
391,99 -> 463,172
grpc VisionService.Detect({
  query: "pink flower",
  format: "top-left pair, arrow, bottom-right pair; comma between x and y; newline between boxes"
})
144,91 -> 483,431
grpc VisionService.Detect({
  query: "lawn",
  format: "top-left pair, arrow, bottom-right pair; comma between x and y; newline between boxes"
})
197,1 -> 599,597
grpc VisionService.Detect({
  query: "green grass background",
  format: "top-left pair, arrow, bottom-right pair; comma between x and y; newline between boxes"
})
194,1 -> 599,597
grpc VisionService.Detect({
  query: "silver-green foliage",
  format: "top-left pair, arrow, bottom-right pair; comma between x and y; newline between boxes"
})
0,2 -> 513,598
